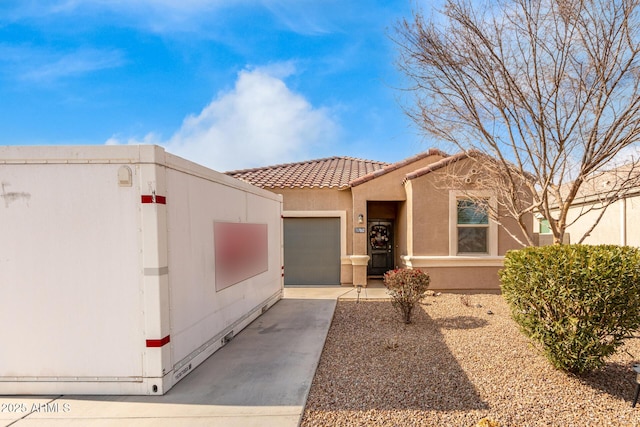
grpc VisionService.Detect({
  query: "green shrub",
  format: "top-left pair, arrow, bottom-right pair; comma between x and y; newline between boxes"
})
384,268 -> 430,324
500,244 -> 640,374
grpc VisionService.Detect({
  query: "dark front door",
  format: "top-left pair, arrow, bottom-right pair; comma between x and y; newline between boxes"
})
367,220 -> 394,276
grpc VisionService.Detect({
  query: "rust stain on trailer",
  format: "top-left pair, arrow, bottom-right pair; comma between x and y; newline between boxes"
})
1,182 -> 31,208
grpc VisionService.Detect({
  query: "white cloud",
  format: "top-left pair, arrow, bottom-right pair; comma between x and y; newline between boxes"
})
105,132 -> 161,146
2,0 -> 350,37
260,0 -> 337,35
0,0 -> 242,35
108,65 -> 339,171
0,44 -> 124,84
3,0 -> 230,18
23,48 -> 124,82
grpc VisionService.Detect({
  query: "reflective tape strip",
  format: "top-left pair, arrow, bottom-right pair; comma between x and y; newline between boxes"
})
141,195 -> 166,204
146,335 -> 170,348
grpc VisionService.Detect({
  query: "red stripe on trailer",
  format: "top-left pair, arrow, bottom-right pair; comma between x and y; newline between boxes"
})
141,195 -> 167,204
146,335 -> 170,348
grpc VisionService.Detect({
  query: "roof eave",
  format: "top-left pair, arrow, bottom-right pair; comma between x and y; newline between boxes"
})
349,148 -> 449,187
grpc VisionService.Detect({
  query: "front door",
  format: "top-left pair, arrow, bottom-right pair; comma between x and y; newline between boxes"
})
367,220 -> 394,276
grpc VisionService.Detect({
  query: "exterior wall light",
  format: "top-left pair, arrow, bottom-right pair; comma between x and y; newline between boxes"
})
358,214 -> 364,224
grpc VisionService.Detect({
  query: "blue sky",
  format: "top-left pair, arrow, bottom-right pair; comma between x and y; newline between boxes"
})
0,0 -> 436,171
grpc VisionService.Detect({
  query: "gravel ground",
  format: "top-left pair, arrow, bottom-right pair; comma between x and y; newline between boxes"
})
301,293 -> 640,427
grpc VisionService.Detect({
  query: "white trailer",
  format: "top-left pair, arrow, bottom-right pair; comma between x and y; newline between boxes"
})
0,145 -> 283,395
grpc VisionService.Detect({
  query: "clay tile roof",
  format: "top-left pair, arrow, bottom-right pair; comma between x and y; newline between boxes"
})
403,150 -> 536,183
225,156 -> 389,189
349,148 -> 449,187
403,150 -> 474,181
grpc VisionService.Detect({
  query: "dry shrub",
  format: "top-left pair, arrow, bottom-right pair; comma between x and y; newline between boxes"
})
383,268 -> 430,324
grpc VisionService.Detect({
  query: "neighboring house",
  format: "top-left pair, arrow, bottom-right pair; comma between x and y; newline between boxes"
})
228,149 -> 531,291
536,165 -> 640,246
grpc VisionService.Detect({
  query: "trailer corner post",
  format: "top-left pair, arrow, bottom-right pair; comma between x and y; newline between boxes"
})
139,156 -> 172,394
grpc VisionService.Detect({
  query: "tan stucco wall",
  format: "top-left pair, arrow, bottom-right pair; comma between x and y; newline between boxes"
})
277,187 -> 352,212
351,154 -> 445,203
340,263 -> 353,284
405,177 -> 450,255
394,201 -> 409,267
428,266 -> 502,291
498,212 -> 531,252
351,153 -> 446,260
406,167 -> 528,256
402,159 -> 531,291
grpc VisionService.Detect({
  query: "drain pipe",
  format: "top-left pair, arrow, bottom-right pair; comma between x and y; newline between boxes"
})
620,197 -> 627,246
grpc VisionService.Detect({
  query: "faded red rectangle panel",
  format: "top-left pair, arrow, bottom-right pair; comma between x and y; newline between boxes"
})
214,222 -> 269,292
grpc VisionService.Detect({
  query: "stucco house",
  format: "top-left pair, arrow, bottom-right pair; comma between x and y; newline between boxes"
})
228,149 -> 532,291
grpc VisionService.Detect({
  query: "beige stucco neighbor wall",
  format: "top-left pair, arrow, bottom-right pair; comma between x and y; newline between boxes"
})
628,195 -> 640,247
560,194 -> 640,246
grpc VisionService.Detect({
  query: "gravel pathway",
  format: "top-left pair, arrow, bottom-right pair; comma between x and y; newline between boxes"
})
301,293 -> 640,427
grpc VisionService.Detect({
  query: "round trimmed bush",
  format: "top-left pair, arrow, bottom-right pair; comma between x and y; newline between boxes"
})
500,244 -> 640,374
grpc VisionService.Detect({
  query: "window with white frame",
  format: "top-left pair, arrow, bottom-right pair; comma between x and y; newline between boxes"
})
449,191 -> 498,256
456,199 -> 489,253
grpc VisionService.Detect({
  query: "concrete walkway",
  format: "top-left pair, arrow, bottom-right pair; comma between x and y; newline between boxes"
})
0,286 -> 389,427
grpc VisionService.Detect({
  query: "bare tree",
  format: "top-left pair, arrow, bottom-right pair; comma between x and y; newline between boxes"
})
395,0 -> 640,244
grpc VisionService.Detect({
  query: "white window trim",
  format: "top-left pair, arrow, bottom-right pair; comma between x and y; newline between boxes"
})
448,191 -> 498,257
401,255 -> 504,268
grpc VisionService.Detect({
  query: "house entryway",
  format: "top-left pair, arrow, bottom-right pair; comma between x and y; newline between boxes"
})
367,219 -> 394,276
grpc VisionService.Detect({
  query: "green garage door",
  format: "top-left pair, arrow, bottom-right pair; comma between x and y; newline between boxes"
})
284,217 -> 340,286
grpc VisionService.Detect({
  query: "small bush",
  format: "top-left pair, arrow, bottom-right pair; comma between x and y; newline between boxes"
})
384,268 -> 430,324
500,244 -> 640,374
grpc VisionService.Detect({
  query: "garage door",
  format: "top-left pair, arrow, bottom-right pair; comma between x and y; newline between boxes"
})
284,217 -> 340,286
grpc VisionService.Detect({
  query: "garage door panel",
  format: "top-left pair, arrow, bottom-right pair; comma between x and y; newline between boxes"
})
284,218 -> 340,285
